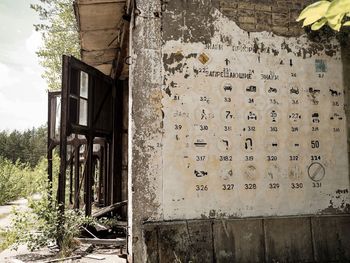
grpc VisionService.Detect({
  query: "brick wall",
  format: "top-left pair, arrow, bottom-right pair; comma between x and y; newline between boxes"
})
216,0 -> 314,36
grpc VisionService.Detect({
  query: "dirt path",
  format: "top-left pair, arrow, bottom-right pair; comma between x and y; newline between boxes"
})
0,198 -> 32,262
0,198 -> 29,229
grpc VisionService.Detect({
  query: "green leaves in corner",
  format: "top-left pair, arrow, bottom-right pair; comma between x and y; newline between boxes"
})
297,0 -> 350,31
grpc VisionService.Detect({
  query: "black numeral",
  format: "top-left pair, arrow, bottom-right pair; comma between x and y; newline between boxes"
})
222,184 -> 235,190
244,183 -> 257,190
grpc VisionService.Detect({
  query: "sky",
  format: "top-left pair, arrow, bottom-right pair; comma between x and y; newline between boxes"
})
0,0 -> 47,131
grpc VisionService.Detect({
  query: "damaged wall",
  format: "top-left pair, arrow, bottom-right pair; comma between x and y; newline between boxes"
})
162,2 -> 349,219
129,0 -> 350,262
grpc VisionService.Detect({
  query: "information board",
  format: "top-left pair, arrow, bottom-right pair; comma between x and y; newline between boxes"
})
162,19 -> 350,219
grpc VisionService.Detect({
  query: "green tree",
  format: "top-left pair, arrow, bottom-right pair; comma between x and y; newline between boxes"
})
31,0 -> 80,90
0,125 -> 47,167
297,0 -> 350,31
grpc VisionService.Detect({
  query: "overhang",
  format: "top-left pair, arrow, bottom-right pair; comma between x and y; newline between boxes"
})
74,0 -> 128,77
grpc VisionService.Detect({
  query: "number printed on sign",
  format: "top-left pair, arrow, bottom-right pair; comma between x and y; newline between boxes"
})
267,156 -> 277,161
269,183 -> 280,189
312,182 -> 322,188
222,184 -> 235,190
196,156 -> 206,161
289,156 -> 299,161
244,183 -> 257,190
220,156 -> 232,161
311,140 -> 320,149
291,182 -> 303,189
245,156 -> 254,161
196,185 -> 208,191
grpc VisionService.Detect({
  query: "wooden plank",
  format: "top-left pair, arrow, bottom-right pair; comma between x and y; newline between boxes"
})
92,200 -> 128,217
77,3 -> 125,31
85,254 -> 105,260
312,216 -> 350,261
81,29 -> 119,51
95,63 -> 113,76
265,218 -> 314,262
77,238 -> 125,246
42,256 -> 82,263
213,219 -> 264,263
82,49 -> 117,66
77,0 -> 126,5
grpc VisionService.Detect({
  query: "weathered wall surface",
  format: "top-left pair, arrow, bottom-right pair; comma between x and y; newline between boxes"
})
129,0 -> 350,262
143,216 -> 350,262
128,0 -> 163,261
162,0 -> 349,220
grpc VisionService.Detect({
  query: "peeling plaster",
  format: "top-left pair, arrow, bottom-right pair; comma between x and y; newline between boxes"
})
161,8 -> 349,220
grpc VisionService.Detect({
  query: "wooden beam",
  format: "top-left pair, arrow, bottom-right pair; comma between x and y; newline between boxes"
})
77,238 -> 126,246
77,0 -> 126,5
92,200 -> 127,218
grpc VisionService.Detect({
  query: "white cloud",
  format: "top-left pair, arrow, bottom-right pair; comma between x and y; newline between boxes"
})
0,1 -> 48,131
0,62 -> 19,89
25,30 -> 42,54
0,60 -> 47,131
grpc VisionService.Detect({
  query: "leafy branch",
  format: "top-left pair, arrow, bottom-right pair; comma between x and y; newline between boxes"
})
31,0 -> 80,90
297,0 -> 350,31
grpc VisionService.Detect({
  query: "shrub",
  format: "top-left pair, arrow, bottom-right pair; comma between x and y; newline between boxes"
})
0,158 -> 27,205
0,153 -> 59,205
0,194 -> 95,256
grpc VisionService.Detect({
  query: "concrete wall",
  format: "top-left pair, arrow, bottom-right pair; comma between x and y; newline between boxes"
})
129,0 -> 350,262
143,216 -> 350,262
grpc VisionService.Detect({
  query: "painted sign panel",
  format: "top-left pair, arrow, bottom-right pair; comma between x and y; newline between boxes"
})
161,12 -> 350,219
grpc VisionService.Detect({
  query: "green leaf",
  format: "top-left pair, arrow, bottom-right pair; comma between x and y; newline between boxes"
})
325,0 -> 350,18
343,20 -> 350,25
327,13 -> 345,31
297,1 -> 331,25
311,18 -> 328,30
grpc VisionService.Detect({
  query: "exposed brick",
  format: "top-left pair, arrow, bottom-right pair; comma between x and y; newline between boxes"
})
272,25 -> 289,35
238,2 -> 255,10
288,27 -> 304,36
220,8 -> 238,20
292,2 -> 303,9
271,6 -> 288,13
256,12 -> 272,25
290,9 -> 301,21
254,3 -> 272,12
239,16 -> 256,24
290,0 -> 309,9
277,1 -> 293,8
219,1 -> 238,9
256,23 -> 272,32
272,12 -> 289,26
251,0 -> 275,3
289,21 -> 302,29
237,8 -> 256,19
216,0 -> 306,36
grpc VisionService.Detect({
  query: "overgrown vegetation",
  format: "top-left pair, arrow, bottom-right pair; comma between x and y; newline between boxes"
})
31,0 -> 80,90
0,0 -> 85,256
0,193 -> 95,256
0,153 -> 96,256
0,158 -> 40,206
0,125 -> 48,205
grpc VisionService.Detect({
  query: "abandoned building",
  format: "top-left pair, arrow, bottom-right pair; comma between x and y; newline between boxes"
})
47,0 -> 350,262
